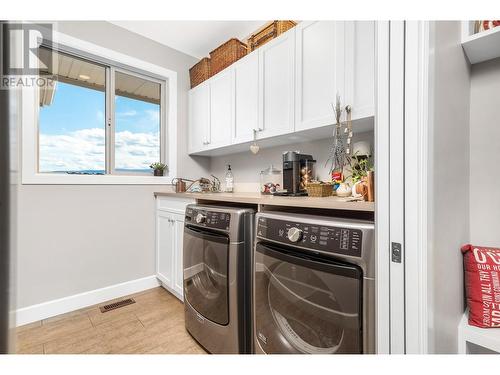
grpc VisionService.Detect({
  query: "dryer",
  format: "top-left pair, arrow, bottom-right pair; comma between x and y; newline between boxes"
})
253,211 -> 375,354
183,204 -> 255,354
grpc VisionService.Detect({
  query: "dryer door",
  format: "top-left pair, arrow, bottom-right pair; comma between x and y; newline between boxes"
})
254,243 -> 363,354
184,225 -> 230,325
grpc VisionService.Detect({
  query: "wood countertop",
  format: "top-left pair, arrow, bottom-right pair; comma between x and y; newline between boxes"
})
154,191 -> 374,212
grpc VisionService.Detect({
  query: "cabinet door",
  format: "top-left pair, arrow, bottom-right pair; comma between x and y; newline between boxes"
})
156,211 -> 174,288
258,31 -> 295,139
208,69 -> 233,149
171,212 -> 185,299
233,53 -> 259,144
188,82 -> 210,154
344,21 -> 375,120
295,21 -> 345,131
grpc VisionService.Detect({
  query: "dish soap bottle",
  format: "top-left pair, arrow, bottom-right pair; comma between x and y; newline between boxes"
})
225,164 -> 234,193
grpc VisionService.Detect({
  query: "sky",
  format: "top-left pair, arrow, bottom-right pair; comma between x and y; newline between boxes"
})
39,82 -> 160,172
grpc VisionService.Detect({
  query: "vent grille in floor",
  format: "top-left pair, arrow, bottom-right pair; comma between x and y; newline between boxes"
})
99,298 -> 136,313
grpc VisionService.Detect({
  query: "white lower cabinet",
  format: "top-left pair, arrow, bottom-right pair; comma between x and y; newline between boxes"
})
171,212 -> 185,297
155,197 -> 194,301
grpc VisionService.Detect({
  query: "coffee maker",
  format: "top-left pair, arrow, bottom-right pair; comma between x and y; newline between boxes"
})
274,151 -> 316,196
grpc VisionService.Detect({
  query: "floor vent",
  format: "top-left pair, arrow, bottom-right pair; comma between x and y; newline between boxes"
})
99,298 -> 136,313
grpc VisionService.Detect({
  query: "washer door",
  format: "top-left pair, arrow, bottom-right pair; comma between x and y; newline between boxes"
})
254,243 -> 363,354
184,225 -> 230,325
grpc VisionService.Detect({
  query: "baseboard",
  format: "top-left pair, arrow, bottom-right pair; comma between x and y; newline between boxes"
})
16,275 -> 160,327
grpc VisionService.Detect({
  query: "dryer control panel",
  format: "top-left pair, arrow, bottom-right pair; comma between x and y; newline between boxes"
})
185,207 -> 231,231
256,216 -> 363,257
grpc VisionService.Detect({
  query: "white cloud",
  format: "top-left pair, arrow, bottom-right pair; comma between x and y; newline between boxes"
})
39,128 -> 160,172
145,109 -> 160,123
116,110 -> 138,117
115,130 -> 159,170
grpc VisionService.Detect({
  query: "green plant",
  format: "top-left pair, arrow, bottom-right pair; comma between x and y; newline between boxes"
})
349,156 -> 373,184
149,162 -> 168,171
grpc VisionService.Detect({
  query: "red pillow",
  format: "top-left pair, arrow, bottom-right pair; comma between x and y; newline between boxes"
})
461,244 -> 500,328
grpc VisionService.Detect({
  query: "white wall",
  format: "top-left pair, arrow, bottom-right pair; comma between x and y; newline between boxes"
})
428,21 -> 471,353
209,132 -> 374,190
469,57 -> 500,245
16,21 -> 209,308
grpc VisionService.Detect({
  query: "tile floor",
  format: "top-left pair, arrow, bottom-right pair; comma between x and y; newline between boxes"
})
16,287 -> 206,354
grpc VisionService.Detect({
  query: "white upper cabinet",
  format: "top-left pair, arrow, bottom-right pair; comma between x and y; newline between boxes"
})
208,69 -> 233,148
188,82 -> 210,154
187,21 -> 375,156
295,21 -> 345,131
258,31 -> 295,139
344,21 -> 375,120
232,53 -> 259,144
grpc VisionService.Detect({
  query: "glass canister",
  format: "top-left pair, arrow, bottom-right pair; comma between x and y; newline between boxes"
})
300,159 -> 316,190
260,165 -> 282,194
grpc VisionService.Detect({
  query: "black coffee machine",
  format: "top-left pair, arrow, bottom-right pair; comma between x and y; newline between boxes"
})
274,151 -> 315,196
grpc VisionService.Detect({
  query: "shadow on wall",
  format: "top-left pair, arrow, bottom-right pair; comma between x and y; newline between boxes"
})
208,131 -> 374,185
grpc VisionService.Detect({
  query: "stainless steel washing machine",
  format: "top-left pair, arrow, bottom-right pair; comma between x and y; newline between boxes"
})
183,204 -> 255,354
253,211 -> 375,354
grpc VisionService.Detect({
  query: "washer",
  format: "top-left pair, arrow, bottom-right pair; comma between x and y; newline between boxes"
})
253,211 -> 375,354
183,204 -> 255,354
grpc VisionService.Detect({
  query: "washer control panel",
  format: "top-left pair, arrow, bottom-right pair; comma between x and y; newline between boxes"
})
185,207 -> 231,230
257,217 -> 362,257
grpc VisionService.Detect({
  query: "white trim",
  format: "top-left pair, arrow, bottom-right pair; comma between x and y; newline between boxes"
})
458,309 -> 500,354
404,21 -> 431,354
15,275 -> 160,326
374,20 -> 391,354
20,28 -> 178,185
388,20 -> 406,354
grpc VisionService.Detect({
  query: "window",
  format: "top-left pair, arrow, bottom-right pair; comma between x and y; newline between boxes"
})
38,49 -> 107,174
114,71 -> 162,173
37,47 -> 165,176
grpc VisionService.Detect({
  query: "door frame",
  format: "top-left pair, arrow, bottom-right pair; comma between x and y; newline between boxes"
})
376,20 -> 432,354
375,20 -> 432,354
374,20 -> 391,354
403,20 -> 432,354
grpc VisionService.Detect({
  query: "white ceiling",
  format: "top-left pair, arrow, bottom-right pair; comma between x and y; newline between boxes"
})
110,21 -> 267,59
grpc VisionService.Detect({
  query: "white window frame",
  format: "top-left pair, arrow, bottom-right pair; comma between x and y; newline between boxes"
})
21,30 -> 177,185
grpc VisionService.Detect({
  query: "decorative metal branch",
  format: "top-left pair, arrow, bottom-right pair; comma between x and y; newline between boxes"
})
325,94 -> 352,179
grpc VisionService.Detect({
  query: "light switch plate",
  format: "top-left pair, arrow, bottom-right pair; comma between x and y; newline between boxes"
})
391,242 -> 402,263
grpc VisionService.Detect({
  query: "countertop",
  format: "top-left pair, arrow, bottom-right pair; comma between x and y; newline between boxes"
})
154,191 -> 374,212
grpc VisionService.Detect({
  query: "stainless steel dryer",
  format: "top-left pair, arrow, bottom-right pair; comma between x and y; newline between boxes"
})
183,204 -> 255,354
253,211 -> 375,354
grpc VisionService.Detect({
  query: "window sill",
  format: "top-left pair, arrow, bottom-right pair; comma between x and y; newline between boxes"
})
21,173 -> 175,185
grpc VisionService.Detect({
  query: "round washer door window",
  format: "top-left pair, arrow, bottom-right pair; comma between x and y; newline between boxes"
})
254,244 -> 363,354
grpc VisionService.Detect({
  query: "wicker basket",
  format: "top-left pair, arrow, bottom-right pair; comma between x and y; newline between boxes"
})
209,38 -> 247,76
189,57 -> 211,88
247,21 -> 297,52
305,183 -> 333,197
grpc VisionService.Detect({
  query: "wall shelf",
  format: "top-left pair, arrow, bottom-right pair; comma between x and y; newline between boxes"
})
462,26 -> 500,65
458,309 -> 500,354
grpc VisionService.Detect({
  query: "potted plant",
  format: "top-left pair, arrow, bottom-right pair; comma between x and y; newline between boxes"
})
149,162 -> 168,177
348,154 -> 373,199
